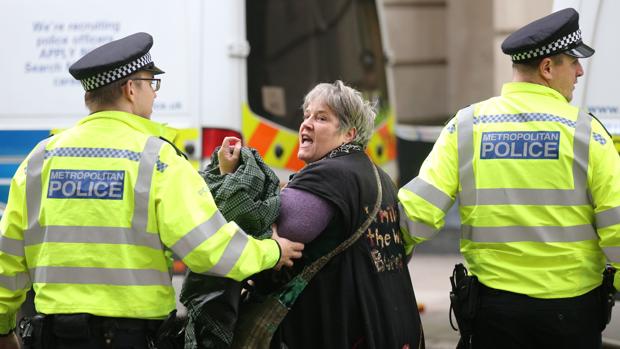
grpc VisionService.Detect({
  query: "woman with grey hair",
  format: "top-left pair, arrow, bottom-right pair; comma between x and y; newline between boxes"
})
272,80 -> 424,348
220,80 -> 423,348
296,80 -> 376,161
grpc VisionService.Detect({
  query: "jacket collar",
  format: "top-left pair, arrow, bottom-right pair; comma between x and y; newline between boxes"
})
78,110 -> 178,141
501,82 -> 567,103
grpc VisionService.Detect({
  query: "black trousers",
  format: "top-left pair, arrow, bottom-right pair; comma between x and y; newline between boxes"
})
472,285 -> 603,349
23,314 -> 161,349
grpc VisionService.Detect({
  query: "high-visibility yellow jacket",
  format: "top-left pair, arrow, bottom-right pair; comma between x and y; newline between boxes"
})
0,111 -> 280,333
399,82 -> 620,298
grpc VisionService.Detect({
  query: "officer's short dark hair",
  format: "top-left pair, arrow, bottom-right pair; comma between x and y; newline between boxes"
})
84,72 -> 142,111
513,54 -> 564,73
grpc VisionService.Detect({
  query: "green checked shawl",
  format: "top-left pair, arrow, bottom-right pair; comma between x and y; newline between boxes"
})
200,146 -> 281,237
181,146 -> 281,349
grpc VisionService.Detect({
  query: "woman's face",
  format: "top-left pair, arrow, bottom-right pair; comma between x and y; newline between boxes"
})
298,99 -> 354,164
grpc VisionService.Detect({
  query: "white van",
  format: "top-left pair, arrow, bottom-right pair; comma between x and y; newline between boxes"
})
554,0 -> 620,145
553,0 -> 620,346
0,0 -> 398,213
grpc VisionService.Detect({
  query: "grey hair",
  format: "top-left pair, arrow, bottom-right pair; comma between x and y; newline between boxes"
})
302,80 -> 376,148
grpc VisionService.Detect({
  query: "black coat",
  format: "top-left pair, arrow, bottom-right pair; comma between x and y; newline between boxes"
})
279,148 -> 424,349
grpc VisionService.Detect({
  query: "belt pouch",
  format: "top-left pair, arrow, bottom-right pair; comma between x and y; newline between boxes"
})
52,314 -> 91,339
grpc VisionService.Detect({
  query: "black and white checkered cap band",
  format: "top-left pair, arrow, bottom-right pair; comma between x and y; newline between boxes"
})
511,29 -> 582,62
80,53 -> 153,91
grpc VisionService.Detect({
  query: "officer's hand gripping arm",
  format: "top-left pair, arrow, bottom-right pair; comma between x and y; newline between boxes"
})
271,224 -> 304,270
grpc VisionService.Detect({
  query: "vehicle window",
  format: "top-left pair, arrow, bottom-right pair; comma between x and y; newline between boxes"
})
246,0 -> 388,131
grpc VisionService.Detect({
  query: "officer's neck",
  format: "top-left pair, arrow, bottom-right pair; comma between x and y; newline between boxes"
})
89,100 -> 149,119
512,70 -> 552,89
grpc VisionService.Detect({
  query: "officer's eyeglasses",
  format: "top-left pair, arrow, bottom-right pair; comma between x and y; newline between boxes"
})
130,78 -> 161,92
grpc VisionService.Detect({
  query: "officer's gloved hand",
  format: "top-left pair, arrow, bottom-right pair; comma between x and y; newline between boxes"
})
271,224 -> 304,270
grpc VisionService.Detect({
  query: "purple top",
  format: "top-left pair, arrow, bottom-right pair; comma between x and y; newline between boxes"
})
276,187 -> 334,243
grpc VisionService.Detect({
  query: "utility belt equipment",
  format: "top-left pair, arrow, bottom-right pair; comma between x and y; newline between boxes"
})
17,312 -> 183,349
448,263 -> 617,344
601,265 -> 617,331
449,263 -> 479,349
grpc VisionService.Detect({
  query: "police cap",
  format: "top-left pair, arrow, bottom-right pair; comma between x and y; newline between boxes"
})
501,8 -> 594,63
69,32 -> 164,91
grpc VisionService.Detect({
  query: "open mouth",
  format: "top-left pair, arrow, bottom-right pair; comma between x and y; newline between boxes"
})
300,134 -> 313,146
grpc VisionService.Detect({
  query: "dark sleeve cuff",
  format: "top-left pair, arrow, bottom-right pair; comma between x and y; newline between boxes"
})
273,238 -> 282,267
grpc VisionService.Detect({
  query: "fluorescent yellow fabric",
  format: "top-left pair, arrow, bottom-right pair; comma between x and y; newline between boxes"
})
399,82 -> 620,298
0,111 -> 279,333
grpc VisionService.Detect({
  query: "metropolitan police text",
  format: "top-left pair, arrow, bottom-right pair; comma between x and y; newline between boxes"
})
480,131 -> 560,159
47,169 -> 125,200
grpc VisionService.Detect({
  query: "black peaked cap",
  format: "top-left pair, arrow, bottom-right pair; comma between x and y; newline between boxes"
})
69,32 -> 164,91
502,8 -> 594,62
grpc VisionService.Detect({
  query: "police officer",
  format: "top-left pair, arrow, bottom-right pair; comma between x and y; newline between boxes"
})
399,8 -> 619,349
0,32 -> 304,348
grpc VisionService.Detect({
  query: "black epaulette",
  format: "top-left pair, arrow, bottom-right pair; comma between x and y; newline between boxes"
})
588,112 -> 613,139
159,137 -> 188,160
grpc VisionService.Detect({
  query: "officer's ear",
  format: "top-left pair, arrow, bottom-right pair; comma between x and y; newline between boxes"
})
122,79 -> 137,103
539,57 -> 554,80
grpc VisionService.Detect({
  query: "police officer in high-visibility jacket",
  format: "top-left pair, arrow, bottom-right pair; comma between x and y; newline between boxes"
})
0,32 -> 304,348
399,8 -> 619,349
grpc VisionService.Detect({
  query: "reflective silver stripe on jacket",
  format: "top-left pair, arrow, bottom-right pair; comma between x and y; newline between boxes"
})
403,177 -> 454,213
457,105 -> 591,206
132,137 -> 163,233
24,226 -> 162,250
170,210 -> 251,277
18,138 -> 51,290
0,234 -> 25,257
26,139 -> 51,234
205,230 -> 249,277
24,137 -> 169,286
398,203 -> 439,239
0,272 -> 31,291
596,206 -> 620,229
30,266 -> 171,286
170,211 -> 229,259
603,247 -> 620,263
461,224 -> 597,243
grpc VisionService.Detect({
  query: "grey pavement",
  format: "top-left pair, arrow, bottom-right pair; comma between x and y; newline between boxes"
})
173,275 -> 187,317
409,254 -> 462,349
